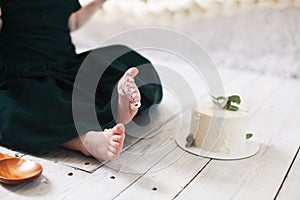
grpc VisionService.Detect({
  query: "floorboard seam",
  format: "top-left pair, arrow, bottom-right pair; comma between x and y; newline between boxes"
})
111,145 -> 178,200
172,159 -> 212,200
273,146 -> 300,200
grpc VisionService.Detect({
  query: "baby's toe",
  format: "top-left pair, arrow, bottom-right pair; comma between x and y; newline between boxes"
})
126,76 -> 134,83
126,67 -> 139,77
112,135 -> 122,143
107,151 -> 117,159
111,141 -> 121,149
127,83 -> 140,99
126,82 -> 133,89
108,146 -> 121,158
108,145 -> 118,154
113,123 -> 125,135
130,92 -> 141,102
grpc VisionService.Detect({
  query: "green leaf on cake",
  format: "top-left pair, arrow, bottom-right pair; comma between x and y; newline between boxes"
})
211,94 -> 241,111
228,95 -> 241,105
246,133 -> 253,139
228,105 -> 239,111
225,95 -> 241,110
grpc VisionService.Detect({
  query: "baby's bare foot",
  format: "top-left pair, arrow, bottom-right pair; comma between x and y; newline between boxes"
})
117,67 -> 141,124
80,123 -> 125,160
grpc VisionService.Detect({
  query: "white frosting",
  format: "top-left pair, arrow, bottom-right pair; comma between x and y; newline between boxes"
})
190,101 -> 248,154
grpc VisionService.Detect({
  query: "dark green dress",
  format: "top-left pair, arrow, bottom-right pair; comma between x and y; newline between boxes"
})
0,0 -> 162,154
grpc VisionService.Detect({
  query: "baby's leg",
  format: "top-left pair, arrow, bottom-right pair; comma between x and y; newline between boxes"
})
117,67 -> 141,124
62,123 -> 125,160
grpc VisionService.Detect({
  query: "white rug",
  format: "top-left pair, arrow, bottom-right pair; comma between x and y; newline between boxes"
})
72,3 -> 300,78
179,7 -> 300,78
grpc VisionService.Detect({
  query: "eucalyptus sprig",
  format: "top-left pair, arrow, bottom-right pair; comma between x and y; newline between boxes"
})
246,133 -> 253,139
226,95 -> 241,111
211,94 -> 241,111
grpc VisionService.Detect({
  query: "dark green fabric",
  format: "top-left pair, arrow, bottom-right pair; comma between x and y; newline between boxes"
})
0,0 -> 81,62
0,0 -> 162,154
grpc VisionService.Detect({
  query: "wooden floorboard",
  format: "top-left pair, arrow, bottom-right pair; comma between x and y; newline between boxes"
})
0,146 -> 25,158
174,77 -> 300,200
0,154 -> 92,199
30,65 -> 236,173
110,69 -> 263,199
1,68 -> 299,199
276,147 -> 300,200
47,67 -> 237,199
58,114 -> 184,200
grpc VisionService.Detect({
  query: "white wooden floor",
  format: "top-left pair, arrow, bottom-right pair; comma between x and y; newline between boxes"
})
0,67 -> 299,200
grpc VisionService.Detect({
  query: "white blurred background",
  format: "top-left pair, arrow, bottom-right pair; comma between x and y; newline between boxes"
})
72,0 -> 300,78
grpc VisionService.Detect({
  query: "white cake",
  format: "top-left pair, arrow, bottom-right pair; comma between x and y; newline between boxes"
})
189,101 -> 248,154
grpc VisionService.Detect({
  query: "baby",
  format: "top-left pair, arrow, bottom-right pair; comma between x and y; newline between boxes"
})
0,0 -> 162,160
